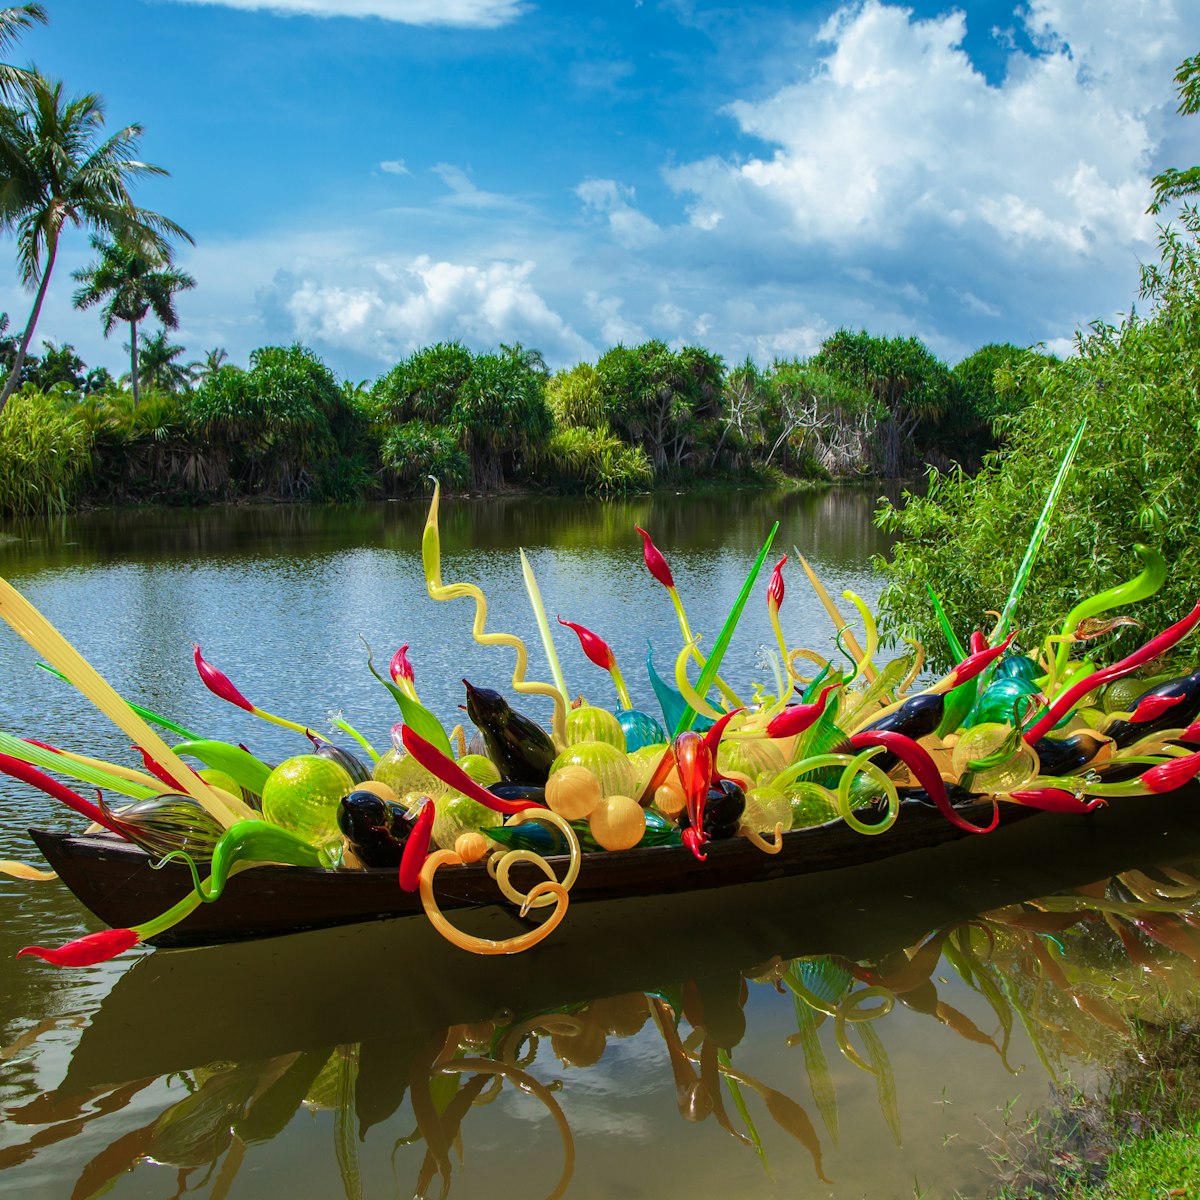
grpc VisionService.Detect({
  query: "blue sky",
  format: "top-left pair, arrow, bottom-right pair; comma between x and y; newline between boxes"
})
4,0 -> 1199,381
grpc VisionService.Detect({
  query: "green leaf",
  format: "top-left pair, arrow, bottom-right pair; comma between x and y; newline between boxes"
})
0,730 -> 158,800
674,521 -> 779,736
925,585 -> 967,663
173,740 -> 272,796
361,639 -> 453,758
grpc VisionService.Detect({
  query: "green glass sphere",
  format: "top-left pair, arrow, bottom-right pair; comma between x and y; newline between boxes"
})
261,754 -> 354,850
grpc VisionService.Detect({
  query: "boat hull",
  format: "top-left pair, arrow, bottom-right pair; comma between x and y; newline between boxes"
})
31,796 -> 1028,946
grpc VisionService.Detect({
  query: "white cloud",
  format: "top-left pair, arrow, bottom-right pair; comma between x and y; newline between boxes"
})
165,0 -> 525,27
1043,335 -> 1078,358
431,162 -> 527,210
655,0 -> 1199,358
432,163 -> 476,193
379,159 -> 411,176
668,0 -> 1167,257
584,292 -> 646,347
687,206 -> 722,231
956,290 -> 1002,319
576,179 -> 662,250
278,253 -> 596,364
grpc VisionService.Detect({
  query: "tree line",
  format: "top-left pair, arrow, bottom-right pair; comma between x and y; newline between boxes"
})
0,325 -> 1048,513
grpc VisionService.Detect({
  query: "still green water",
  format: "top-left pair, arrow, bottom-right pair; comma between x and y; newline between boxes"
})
1,491 -> 1198,1200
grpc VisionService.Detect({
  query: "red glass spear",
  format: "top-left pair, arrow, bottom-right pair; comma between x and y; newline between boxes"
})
635,526 -> 743,709
193,645 -> 313,737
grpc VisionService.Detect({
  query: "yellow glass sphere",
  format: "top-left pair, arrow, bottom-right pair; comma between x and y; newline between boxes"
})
550,741 -> 636,798
565,705 -> 627,751
545,764 -> 603,820
588,794 -> 646,851
654,779 -> 686,817
743,784 -> 793,833
454,831 -> 490,862
352,779 -> 399,804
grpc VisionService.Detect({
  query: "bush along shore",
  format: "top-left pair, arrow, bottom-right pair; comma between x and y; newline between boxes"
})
0,331 -> 1044,515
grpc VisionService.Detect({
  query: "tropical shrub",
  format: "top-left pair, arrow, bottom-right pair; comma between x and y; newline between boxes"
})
371,341 -> 473,426
546,362 -> 605,430
0,385 -> 92,513
951,343 -> 1029,428
189,344 -> 366,498
22,341 -> 86,394
593,341 -> 725,473
769,360 -> 872,476
534,424 -> 653,493
370,342 -> 552,489
454,347 -> 552,489
379,420 -> 469,490
810,331 -> 952,477
80,387 -> 211,501
932,342 -> 1051,464
875,210 -> 1200,671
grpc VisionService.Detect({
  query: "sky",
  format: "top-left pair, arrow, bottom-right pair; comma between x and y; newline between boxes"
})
3,0 -> 1199,382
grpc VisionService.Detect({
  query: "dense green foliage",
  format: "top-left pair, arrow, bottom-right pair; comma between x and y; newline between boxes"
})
370,341 -> 551,489
0,384 -> 91,513
534,424 -> 653,493
189,345 -> 370,500
379,420 -> 469,490
942,341 -> 1049,462
589,341 -> 725,472
810,331 -> 952,477
0,325 -> 1031,510
876,208 -> 1200,669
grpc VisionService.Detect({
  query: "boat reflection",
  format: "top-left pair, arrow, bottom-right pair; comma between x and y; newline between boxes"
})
6,860 -> 1200,1199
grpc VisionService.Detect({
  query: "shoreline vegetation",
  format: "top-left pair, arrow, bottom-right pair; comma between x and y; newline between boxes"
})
0,331 -> 1040,516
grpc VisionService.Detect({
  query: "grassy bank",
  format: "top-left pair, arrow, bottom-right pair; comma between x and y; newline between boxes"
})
991,1017 -> 1200,1199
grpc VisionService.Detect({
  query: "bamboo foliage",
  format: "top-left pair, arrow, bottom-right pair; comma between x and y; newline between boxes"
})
0,387 -> 92,513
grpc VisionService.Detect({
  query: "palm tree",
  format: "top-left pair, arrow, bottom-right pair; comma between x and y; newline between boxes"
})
132,327 -> 190,393
187,345 -> 227,384
72,234 -> 195,405
0,72 -> 192,414
0,5 -> 46,98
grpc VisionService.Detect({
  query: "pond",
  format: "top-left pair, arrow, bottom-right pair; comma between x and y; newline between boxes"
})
1,490 -> 1198,1200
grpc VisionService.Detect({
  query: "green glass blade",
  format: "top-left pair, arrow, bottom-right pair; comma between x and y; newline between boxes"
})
674,522 -> 779,737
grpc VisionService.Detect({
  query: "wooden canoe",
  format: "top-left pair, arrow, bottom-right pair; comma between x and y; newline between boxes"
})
31,794 -> 1043,947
